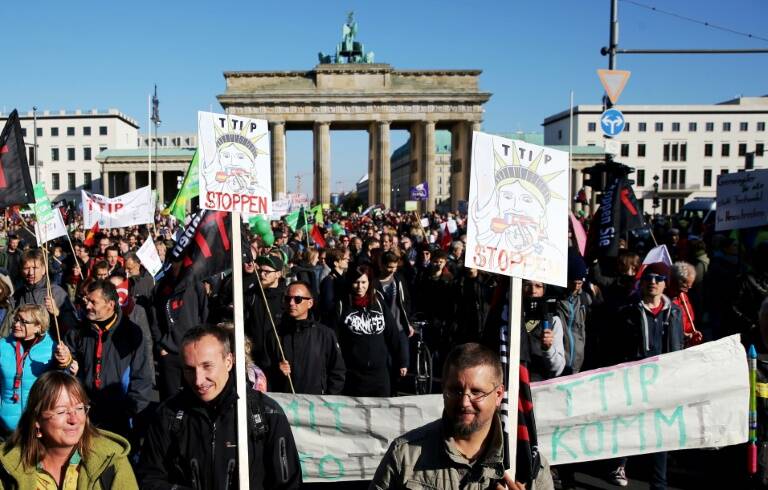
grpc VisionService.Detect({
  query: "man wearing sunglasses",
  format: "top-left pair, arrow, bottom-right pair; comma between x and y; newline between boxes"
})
247,255 -> 287,370
612,261 -> 684,489
268,281 -> 345,394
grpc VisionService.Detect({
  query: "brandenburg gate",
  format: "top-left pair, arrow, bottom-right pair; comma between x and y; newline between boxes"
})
217,14 -> 491,211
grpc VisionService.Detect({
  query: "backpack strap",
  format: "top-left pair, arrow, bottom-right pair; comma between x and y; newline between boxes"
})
248,391 -> 269,440
99,464 -> 116,489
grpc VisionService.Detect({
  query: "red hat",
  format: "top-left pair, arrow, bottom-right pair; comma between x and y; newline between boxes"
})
643,262 -> 669,279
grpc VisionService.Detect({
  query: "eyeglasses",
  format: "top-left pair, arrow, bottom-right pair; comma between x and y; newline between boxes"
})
284,295 -> 312,305
13,317 -> 36,326
443,384 -> 501,403
259,268 -> 278,275
43,404 -> 90,420
642,273 -> 666,283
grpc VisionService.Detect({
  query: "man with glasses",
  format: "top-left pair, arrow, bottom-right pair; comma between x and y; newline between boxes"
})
268,281 -> 345,394
610,262 -> 683,489
248,255 -> 286,371
371,343 -> 549,489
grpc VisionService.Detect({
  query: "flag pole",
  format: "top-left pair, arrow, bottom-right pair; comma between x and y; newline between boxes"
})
503,276 -> 522,480
64,230 -> 84,280
231,212 -> 250,489
254,266 -> 295,394
38,227 -> 61,342
147,94 -> 152,194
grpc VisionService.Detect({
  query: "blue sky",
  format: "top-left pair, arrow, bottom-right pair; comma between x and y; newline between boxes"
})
4,0 -> 766,195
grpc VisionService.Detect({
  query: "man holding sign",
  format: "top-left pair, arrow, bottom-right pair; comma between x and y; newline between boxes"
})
370,343 -> 552,489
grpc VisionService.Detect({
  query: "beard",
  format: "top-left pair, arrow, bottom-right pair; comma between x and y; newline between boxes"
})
449,410 -> 483,437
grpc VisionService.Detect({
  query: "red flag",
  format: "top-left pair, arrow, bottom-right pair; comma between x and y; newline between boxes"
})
0,110 -> 34,207
310,224 -> 326,248
84,222 -> 100,247
440,223 -> 452,251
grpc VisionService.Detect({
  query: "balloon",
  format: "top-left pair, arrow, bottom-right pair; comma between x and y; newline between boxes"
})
331,223 -> 343,236
262,231 -> 275,247
255,219 -> 271,236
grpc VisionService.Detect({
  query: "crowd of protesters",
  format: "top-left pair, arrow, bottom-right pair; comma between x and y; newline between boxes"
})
0,204 -> 765,489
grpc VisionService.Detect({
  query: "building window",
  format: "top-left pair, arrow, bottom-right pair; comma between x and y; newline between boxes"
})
662,169 -> 669,186
587,122 -> 596,132
51,148 -> 59,161
99,146 -> 107,153
637,169 -> 645,186
83,147 -> 92,161
740,122 -> 748,131
680,143 -> 687,161
680,169 -> 686,186
36,128 -> 42,137
66,127 -> 75,136
83,126 -> 91,136
557,129 -> 562,141
723,122 -> 731,132
703,169 -> 712,187
624,123 -> 630,132
21,128 -> 26,137
757,143 -> 765,157
706,122 -> 714,132
51,127 -> 59,137
704,143 -> 713,157
671,143 -> 679,161
689,122 -> 697,132
99,126 -> 108,136
738,143 -> 747,156
84,172 -> 92,190
663,143 -> 670,161
52,173 -> 60,190
721,168 -> 729,175
68,173 -> 76,190
621,144 -> 629,157
637,143 -> 646,157
638,122 -> 647,132
722,143 -> 730,157
672,122 -> 680,132
758,122 -> 766,131
67,148 -> 75,161
655,122 -> 663,132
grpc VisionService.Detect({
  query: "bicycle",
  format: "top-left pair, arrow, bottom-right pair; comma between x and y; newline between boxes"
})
410,318 -> 433,395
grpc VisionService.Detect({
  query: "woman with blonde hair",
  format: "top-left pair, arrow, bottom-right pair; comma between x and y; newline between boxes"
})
0,371 -> 137,488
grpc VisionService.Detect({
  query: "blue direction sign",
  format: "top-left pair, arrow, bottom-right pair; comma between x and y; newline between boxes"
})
600,108 -> 625,137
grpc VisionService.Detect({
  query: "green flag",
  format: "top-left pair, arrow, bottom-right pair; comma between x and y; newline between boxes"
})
296,206 -> 307,231
33,182 -> 53,225
164,150 -> 199,221
311,205 -> 323,225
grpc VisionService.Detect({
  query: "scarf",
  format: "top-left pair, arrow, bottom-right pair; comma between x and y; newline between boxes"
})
91,312 -> 118,389
12,336 -> 43,402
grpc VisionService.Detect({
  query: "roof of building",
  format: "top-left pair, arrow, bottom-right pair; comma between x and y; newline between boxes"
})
2,108 -> 140,127
98,148 -> 196,158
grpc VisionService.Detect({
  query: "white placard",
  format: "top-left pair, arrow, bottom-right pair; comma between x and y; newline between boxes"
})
197,111 -> 272,215
466,132 -> 569,286
271,198 -> 292,219
136,237 -> 163,276
715,169 -> 768,231
35,209 -> 67,245
446,218 -> 458,234
82,187 -> 156,229
420,218 -> 430,228
272,335 -> 747,482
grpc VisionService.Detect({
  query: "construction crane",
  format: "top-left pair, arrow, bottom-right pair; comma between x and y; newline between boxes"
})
294,172 -> 309,195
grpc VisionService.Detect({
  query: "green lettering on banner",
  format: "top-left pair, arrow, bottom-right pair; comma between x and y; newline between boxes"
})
308,401 -> 317,432
654,406 -> 686,449
622,368 -> 633,407
318,454 -> 345,479
298,451 -> 312,477
551,426 -> 578,461
579,421 -> 605,457
323,401 -> 347,432
555,379 -> 584,417
639,363 -> 659,403
611,414 -> 646,455
285,399 -> 300,427
589,372 -> 615,412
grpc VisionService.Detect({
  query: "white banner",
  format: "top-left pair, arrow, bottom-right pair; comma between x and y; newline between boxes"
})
35,209 -> 67,245
465,132 -> 569,287
197,111 -> 272,215
82,187 -> 155,229
136,238 -> 163,276
271,198 -> 292,219
716,169 -> 768,231
272,336 -> 748,482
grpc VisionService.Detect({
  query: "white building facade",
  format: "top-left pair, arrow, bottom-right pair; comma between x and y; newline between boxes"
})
0,109 -> 139,201
543,96 -> 768,215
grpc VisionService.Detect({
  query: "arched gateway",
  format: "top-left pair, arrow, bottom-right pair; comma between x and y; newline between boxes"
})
217,15 -> 491,211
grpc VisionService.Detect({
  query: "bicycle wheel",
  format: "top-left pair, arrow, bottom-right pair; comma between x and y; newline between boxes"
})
415,343 -> 433,395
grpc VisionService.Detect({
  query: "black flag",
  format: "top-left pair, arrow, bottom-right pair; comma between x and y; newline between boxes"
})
0,110 -> 34,207
588,176 -> 645,259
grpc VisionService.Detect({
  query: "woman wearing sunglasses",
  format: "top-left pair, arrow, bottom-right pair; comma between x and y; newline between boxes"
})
0,371 -> 138,488
334,265 -> 406,397
0,305 -> 74,436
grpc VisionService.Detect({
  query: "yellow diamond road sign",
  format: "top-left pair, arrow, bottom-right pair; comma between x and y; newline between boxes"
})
597,69 -> 631,105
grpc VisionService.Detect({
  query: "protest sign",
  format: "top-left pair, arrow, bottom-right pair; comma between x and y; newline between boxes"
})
271,198 -> 292,219
197,111 -> 271,215
273,335 -> 747,482
33,182 -> 54,226
465,132 -> 569,287
34,209 -> 67,245
136,237 -> 163,276
404,200 -> 417,211
715,169 -> 768,231
82,187 -> 155,229
409,182 -> 429,201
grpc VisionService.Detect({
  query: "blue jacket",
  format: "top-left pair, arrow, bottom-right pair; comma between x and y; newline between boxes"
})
0,333 -> 56,433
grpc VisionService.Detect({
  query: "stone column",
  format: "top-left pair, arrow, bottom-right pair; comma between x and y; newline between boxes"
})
408,122 -> 423,189
102,171 -> 110,196
377,121 -> 391,209
367,123 -> 379,205
128,171 -> 137,192
270,122 -> 286,198
313,122 -> 330,205
156,171 -> 164,205
572,167 -> 584,213
450,121 -> 473,210
423,121 -> 436,212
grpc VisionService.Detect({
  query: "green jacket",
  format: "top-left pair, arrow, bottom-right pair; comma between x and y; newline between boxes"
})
0,429 -> 138,490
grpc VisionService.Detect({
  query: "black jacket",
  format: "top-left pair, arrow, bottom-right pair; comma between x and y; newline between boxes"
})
269,317 -> 345,395
63,309 -> 153,435
249,283 -> 286,369
153,276 -> 209,355
138,376 -> 302,490
616,294 -> 684,363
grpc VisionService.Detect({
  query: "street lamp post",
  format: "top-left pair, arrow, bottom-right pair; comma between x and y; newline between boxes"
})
32,106 -> 39,184
391,186 -> 400,211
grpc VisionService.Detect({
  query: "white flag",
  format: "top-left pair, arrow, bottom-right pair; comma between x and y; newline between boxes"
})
642,244 -> 672,267
82,187 -> 156,229
35,209 -> 68,245
136,238 -> 163,276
